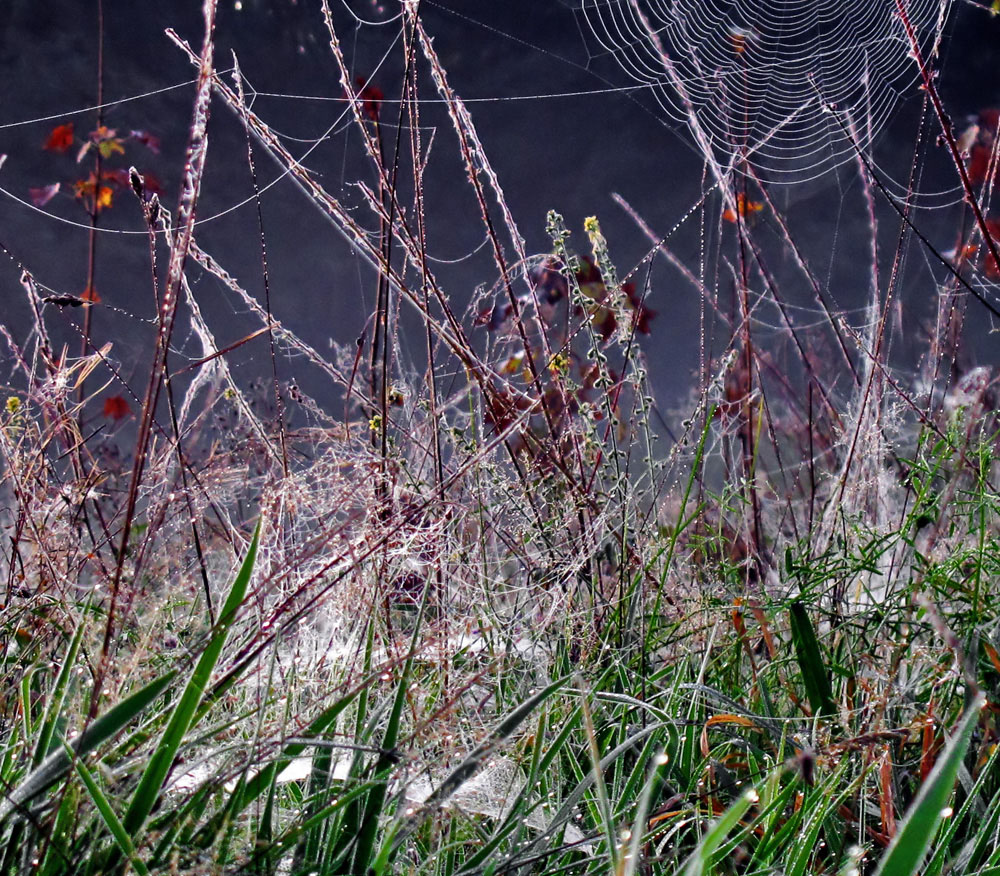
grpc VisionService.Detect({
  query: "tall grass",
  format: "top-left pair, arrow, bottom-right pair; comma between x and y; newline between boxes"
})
2,1 -> 1000,874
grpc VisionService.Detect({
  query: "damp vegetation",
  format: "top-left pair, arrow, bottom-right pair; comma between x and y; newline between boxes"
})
4,1 -> 1000,875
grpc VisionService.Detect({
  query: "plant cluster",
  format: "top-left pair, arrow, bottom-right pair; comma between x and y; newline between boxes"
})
3,2 -> 1000,875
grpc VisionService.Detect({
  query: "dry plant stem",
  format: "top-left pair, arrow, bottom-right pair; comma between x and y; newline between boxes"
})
168,32 -> 563,542
403,5 -> 443,503
894,0 -> 1000,288
99,0 -> 217,683
742,164 -> 859,387
405,3 -> 448,639
413,18 -> 573,465
735,205 -> 763,573
232,54 -> 289,479
79,0 -> 104,401
131,178 -> 215,621
830,116 -> 890,518
318,2 -> 408,500
372,21 -> 422,508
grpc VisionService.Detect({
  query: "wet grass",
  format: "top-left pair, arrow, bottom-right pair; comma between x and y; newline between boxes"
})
3,1 -> 1000,874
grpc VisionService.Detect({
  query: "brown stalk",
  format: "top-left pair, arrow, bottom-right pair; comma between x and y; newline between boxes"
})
893,0 -> 1000,295
78,0 -> 104,403
98,0 -> 218,683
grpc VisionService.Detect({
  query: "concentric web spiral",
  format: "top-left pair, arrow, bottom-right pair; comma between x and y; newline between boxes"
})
580,0 -> 953,184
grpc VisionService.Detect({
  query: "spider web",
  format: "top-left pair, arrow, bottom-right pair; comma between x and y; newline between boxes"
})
579,0 -> 953,184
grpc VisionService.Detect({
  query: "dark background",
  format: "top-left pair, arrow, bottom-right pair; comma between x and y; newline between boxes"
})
2,0 -> 1000,411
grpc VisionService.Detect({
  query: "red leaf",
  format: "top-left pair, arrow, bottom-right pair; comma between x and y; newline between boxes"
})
101,168 -> 131,188
138,171 -> 164,195
964,109 -> 1000,186
129,129 -> 161,154
28,183 -> 60,207
103,394 -> 130,421
43,123 -> 74,152
355,76 -> 384,122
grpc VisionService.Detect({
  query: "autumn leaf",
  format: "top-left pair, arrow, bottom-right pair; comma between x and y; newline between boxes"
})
129,129 -> 161,153
723,192 -> 765,223
355,76 -> 384,122
97,138 -> 125,159
76,126 -> 125,163
73,173 -> 114,212
43,123 -> 75,152
103,395 -> 130,420
28,183 -> 60,207
81,285 -> 101,304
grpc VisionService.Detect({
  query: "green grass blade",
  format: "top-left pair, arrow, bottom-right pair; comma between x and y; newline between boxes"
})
872,694 -> 984,876
32,621 -> 84,767
66,739 -> 150,876
0,669 -> 176,824
681,786 -> 758,876
623,750 -> 670,876
121,519 -> 260,837
789,602 -> 836,719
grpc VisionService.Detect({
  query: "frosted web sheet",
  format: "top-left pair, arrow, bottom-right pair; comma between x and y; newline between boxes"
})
579,0 -> 952,183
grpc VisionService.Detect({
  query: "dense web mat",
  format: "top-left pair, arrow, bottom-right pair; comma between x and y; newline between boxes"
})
579,0 -> 953,184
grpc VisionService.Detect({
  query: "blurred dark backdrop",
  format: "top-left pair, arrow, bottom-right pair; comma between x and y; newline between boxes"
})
2,0 -> 999,412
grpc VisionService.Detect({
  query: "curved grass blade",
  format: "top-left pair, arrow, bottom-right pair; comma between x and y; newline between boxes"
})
120,519 -> 260,837
0,670 -> 176,824
66,739 -> 151,876
789,602 -> 836,719
32,621 -> 85,767
681,786 -> 758,876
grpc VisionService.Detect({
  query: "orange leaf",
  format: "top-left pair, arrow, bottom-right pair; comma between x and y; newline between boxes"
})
732,600 -> 748,639
103,394 -> 130,420
72,174 -> 114,212
705,713 -> 759,729
81,285 -> 101,303
723,192 -> 764,223
747,599 -> 778,659
984,640 -> 1000,675
43,123 -> 74,152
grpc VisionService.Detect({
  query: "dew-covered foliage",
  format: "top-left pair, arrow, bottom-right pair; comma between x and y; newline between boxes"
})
2,1 -> 1000,874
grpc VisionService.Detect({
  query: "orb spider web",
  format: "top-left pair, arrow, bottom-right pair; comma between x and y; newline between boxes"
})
578,0 -> 953,185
